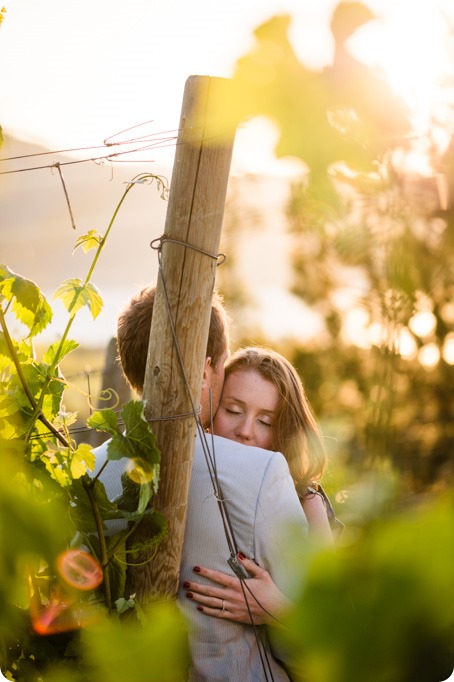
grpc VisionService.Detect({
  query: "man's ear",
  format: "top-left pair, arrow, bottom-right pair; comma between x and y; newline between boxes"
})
201,357 -> 212,390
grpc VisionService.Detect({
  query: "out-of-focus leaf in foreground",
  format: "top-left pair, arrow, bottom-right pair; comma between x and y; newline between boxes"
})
278,493 -> 454,682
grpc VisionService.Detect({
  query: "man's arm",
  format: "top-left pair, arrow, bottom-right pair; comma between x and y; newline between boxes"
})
92,441 -> 125,501
181,450 -> 307,625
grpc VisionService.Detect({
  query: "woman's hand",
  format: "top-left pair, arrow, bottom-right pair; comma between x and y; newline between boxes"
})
183,554 -> 292,625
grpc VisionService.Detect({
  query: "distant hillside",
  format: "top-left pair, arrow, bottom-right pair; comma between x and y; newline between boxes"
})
0,133 -> 170,290
1,132 -> 316,346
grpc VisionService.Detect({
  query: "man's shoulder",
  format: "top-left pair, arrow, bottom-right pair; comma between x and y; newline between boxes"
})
91,438 -> 112,478
92,439 -> 110,455
195,433 -> 289,472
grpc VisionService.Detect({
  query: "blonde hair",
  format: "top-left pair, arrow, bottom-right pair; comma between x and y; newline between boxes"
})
224,346 -> 326,491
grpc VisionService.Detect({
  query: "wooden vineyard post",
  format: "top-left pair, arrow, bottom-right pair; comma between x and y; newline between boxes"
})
125,76 -> 236,602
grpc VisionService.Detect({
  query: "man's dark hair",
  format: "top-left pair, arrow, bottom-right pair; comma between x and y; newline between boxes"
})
117,285 -> 229,394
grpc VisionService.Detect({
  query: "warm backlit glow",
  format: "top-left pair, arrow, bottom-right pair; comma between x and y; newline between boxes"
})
29,550 -> 103,636
57,549 -> 103,591
395,328 -> 418,360
31,592 -> 101,635
408,311 -> 437,338
126,457 -> 155,485
31,597 -> 69,636
1,1 -> 453,350
350,1 -> 454,169
341,307 -> 370,349
418,342 -> 440,368
441,302 -> 454,325
442,334 -> 454,365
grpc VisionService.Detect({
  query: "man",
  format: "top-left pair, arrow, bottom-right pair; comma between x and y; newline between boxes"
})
93,285 -> 308,681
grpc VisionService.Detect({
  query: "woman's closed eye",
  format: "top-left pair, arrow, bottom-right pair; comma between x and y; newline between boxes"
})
225,407 -> 243,416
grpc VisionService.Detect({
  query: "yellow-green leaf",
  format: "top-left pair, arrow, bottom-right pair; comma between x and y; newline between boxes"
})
43,339 -> 79,366
73,229 -> 103,254
71,443 -> 95,479
0,266 -> 53,336
87,408 -> 120,436
53,279 -> 104,319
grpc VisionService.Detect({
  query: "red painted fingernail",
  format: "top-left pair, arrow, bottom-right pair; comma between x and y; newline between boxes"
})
237,552 -> 246,560
183,581 -> 190,588
186,592 -> 193,599
197,606 -> 204,612
193,566 -> 201,573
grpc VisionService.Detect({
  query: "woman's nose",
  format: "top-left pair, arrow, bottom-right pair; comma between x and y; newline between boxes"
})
235,416 -> 254,441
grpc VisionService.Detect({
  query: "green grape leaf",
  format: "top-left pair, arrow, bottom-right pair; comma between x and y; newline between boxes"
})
41,376 -> 66,422
1,338 -> 33,371
42,339 -> 79,366
73,229 -> 103,254
106,436 -> 132,461
87,408 -> 120,437
10,361 -> 44,403
70,443 -> 96,479
54,409 -> 78,430
0,332 -> 13,372
82,282 -> 103,319
40,442 -> 94,487
9,359 -> 63,422
69,478 -> 160,536
0,464 -> 70,586
53,278 -> 104,319
107,404 -> 161,497
0,394 -> 25,440
87,401 -> 160,466
70,478 -> 116,534
0,263 -> 14,284
137,477 -> 151,514
120,400 -> 160,464
115,597 -> 135,615
0,267 -> 53,336
42,453 -> 71,487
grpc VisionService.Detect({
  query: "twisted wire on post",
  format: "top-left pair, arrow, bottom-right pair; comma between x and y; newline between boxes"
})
150,235 -> 226,266
146,407 -> 201,423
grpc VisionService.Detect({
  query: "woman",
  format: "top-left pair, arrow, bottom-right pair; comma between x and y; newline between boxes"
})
184,346 -> 341,624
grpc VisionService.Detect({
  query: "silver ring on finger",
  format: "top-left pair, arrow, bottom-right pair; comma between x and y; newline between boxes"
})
221,599 -> 226,613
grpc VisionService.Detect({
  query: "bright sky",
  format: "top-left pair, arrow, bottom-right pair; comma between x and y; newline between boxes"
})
1,0 -> 453,175
0,0 -> 334,174
1,0 -> 453,347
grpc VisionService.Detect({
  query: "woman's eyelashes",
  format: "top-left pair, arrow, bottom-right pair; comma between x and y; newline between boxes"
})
225,406 -> 242,416
259,419 -> 273,428
225,407 -> 273,428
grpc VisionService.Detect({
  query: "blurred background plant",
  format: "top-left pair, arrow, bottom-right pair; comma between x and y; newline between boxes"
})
215,5 -> 454,678
215,1 -> 454,502
278,487 -> 453,682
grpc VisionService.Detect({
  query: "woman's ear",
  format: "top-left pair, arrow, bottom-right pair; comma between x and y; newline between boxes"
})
201,357 -> 212,390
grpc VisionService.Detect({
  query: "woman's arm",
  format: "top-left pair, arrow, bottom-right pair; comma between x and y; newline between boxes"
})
301,492 -> 335,546
183,554 -> 292,625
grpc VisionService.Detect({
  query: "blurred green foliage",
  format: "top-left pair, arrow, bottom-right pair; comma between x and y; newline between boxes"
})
80,605 -> 189,682
279,491 -> 454,682
217,2 -> 453,499
218,4 -> 454,678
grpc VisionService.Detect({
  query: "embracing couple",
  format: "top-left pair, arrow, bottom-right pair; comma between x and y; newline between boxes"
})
94,286 -> 339,681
